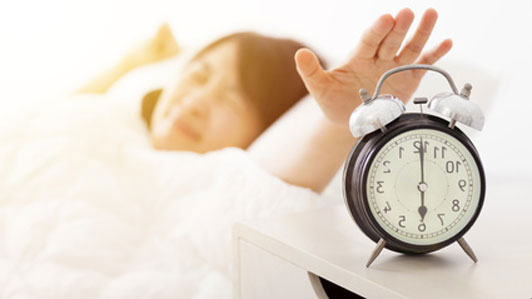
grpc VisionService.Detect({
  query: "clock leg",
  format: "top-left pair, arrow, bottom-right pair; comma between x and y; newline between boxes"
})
457,237 -> 478,263
366,239 -> 386,268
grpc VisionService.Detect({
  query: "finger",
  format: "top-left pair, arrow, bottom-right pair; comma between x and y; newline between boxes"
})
397,8 -> 438,64
352,14 -> 395,59
412,39 -> 453,78
377,8 -> 414,60
295,48 -> 330,98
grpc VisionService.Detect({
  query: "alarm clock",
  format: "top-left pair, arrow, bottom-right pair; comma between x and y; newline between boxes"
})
343,64 -> 486,267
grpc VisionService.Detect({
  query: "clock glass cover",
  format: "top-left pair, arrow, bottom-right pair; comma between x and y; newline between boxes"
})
366,128 -> 482,246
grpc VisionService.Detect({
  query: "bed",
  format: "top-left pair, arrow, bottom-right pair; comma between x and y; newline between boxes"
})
0,80 -> 340,297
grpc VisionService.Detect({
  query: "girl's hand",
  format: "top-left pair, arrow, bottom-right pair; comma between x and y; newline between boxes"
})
295,8 -> 452,125
122,23 -> 180,70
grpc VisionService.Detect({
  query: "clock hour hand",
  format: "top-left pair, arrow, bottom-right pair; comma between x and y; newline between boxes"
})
418,189 -> 427,222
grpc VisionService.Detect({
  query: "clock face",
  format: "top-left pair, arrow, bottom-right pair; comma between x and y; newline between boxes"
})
366,128 -> 482,246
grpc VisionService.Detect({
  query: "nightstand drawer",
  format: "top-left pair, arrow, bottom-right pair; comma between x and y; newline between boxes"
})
234,239 -> 326,299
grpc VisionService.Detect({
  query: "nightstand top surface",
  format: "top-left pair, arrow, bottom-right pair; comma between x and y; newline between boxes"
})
234,180 -> 532,299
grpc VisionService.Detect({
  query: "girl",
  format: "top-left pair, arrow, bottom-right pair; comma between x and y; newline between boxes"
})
79,8 -> 452,193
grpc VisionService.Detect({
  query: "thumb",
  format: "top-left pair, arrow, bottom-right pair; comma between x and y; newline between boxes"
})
295,48 -> 329,98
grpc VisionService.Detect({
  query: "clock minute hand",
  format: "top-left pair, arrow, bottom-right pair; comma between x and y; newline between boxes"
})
419,136 -> 425,184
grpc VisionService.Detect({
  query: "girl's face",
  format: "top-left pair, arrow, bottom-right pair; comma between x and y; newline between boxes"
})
150,41 -> 263,153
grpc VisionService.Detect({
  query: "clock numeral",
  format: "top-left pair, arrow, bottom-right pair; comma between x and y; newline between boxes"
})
452,199 -> 460,212
418,223 -> 426,232
458,179 -> 467,192
413,140 -> 429,154
383,161 -> 391,173
437,213 -> 445,226
376,181 -> 385,194
398,146 -> 404,159
398,215 -> 406,228
434,146 -> 447,159
446,161 -> 462,173
383,201 -> 391,213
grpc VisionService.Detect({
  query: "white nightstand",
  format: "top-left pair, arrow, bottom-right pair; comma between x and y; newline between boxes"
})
232,180 -> 532,298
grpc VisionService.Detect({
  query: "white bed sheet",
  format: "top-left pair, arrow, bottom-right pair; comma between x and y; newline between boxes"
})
0,93 -> 330,298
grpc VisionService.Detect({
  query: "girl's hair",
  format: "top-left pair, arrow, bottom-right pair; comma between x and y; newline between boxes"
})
142,32 -> 325,130
192,32 -> 319,129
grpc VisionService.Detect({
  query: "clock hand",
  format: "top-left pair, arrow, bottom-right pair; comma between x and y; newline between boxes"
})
419,136 -> 425,184
417,136 -> 428,222
418,190 -> 427,222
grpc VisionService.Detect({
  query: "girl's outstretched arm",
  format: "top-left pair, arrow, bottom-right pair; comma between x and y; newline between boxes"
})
250,8 -> 452,193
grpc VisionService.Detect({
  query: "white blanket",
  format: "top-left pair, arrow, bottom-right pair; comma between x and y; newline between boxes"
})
0,94 -> 329,298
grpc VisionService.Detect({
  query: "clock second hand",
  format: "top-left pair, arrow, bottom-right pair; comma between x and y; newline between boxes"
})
418,136 -> 428,222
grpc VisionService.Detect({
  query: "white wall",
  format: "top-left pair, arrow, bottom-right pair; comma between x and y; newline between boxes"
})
1,0 -> 531,178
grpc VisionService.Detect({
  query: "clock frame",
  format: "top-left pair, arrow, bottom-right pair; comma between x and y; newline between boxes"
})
343,113 -> 486,256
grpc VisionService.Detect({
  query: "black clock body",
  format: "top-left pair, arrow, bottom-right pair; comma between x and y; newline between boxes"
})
343,113 -> 486,254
